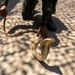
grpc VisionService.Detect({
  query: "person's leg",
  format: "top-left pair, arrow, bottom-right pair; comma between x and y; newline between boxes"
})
38,0 -> 54,38
52,0 -> 58,14
42,0 -> 53,26
22,0 -> 38,20
47,0 -> 58,31
42,0 -> 57,31
42,0 -> 56,31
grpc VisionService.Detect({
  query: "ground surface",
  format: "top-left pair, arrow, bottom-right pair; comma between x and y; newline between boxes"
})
0,0 -> 75,75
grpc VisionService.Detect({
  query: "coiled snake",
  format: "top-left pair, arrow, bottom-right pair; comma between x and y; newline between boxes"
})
1,16 -> 55,61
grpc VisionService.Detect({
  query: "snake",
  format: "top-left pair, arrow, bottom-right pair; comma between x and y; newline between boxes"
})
0,15 -> 55,61
31,37 -> 54,61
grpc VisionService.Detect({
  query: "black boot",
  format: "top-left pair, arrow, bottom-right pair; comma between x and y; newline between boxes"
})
46,17 -> 57,32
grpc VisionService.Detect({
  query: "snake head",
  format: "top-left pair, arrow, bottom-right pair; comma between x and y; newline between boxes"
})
40,38 -> 55,50
43,38 -> 55,44
50,38 -> 55,43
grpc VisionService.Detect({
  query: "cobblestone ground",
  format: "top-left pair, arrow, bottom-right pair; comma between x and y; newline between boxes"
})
0,0 -> 75,75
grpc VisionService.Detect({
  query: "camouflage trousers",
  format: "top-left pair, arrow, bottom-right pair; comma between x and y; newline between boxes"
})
22,0 -> 58,25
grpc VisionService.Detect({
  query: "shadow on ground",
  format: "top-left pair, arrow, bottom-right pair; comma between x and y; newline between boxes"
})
7,0 -> 20,11
6,13 -> 68,47
39,61 -> 63,75
47,16 -> 68,47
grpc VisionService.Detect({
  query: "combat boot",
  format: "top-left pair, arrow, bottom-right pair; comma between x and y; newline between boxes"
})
46,17 -> 57,32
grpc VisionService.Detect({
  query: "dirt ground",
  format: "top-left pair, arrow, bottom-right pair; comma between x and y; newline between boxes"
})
0,0 -> 75,75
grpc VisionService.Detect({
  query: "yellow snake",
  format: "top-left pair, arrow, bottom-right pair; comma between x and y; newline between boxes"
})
31,37 -> 54,61
1,17 -> 55,61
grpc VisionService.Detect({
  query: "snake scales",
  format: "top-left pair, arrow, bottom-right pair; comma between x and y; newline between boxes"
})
1,16 -> 55,61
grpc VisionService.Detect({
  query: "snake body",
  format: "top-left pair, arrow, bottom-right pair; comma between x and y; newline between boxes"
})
3,18 -> 38,37
2,17 -> 55,61
31,38 -> 54,61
